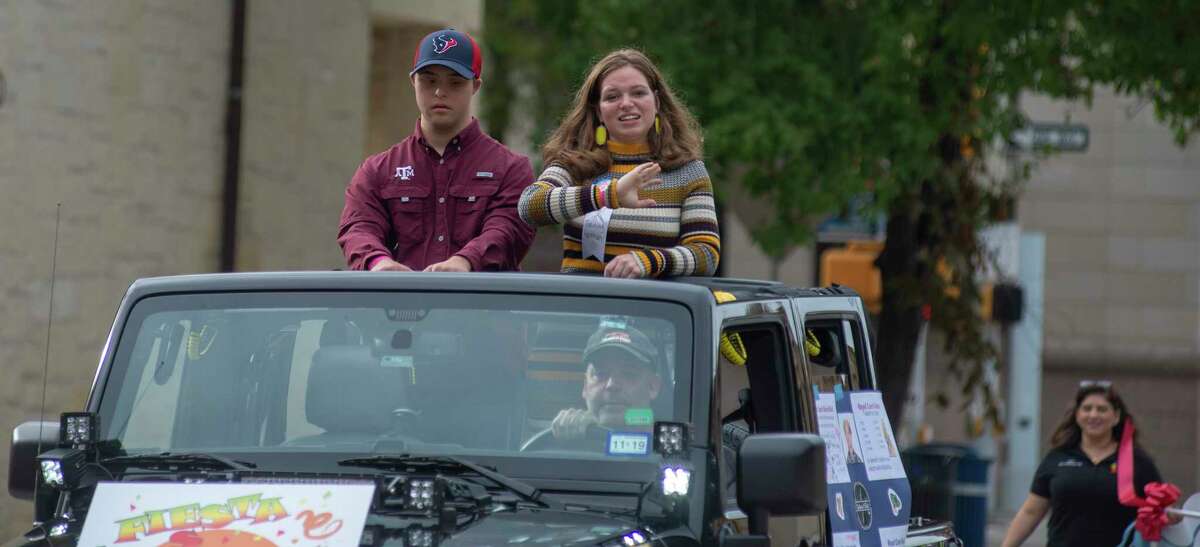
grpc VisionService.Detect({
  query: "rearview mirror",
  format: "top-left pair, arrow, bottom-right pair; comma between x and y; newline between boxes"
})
736,433 -> 827,536
8,420 -> 60,499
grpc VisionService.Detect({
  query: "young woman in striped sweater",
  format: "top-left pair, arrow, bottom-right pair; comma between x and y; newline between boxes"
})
518,49 -> 720,278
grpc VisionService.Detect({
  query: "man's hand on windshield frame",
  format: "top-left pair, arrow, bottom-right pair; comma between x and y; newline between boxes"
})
370,258 -> 413,272
424,255 -> 472,272
551,408 -> 598,440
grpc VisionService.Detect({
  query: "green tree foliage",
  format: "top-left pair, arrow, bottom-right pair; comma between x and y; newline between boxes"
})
483,0 -> 1200,423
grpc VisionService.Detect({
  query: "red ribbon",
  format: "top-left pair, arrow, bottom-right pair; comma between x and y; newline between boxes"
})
1117,417 -> 1181,541
1137,483 -> 1182,541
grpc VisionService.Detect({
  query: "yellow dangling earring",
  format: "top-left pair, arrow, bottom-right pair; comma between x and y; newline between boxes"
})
595,124 -> 608,146
654,115 -> 661,135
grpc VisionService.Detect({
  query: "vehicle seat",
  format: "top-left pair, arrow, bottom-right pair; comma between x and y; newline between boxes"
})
522,322 -> 591,437
408,320 -> 522,449
289,321 -> 408,447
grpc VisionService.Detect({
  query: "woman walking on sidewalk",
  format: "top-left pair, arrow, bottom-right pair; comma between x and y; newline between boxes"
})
1001,382 -> 1163,546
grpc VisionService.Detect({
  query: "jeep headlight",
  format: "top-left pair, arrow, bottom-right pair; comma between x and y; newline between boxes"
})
599,529 -> 650,546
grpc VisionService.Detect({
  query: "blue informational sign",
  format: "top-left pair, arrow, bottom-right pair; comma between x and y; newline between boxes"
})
814,387 -> 912,547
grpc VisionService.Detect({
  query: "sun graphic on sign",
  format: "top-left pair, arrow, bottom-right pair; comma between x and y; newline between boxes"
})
158,529 -> 277,547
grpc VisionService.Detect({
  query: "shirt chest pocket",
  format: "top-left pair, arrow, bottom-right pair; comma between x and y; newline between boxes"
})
380,184 -> 430,243
448,181 -> 500,245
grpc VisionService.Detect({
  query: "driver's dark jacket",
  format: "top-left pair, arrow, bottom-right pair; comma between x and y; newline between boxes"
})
338,118 -> 535,271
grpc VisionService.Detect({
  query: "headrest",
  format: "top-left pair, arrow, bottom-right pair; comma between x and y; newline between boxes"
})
306,345 -> 400,434
319,318 -> 360,347
806,328 -> 843,367
412,331 -> 461,357
532,323 -> 592,350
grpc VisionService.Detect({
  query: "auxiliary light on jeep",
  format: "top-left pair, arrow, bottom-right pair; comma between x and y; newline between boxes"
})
659,465 -> 691,497
652,421 -> 688,457
358,524 -> 442,547
60,412 -> 98,448
38,447 -> 85,489
404,477 -> 442,511
405,526 -> 436,547
384,475 -> 445,513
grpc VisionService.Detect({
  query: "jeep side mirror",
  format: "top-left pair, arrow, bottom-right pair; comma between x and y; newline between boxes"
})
736,433 -> 827,537
8,420 -> 60,500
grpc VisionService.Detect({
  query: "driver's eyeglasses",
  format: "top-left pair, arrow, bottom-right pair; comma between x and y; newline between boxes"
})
1078,379 -> 1112,389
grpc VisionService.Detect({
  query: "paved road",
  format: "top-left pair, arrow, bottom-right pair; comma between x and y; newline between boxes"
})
985,511 -> 1047,547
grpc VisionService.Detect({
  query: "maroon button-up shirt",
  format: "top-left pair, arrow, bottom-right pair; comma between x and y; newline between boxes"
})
338,118 -> 535,271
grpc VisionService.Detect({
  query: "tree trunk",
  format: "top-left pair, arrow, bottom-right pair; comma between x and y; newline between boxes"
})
875,196 -> 925,427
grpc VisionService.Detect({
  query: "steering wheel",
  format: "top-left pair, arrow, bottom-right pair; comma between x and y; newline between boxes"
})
374,408 -> 424,445
520,424 -> 611,452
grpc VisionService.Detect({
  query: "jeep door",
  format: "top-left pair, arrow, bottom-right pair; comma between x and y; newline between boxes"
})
712,297 -> 824,545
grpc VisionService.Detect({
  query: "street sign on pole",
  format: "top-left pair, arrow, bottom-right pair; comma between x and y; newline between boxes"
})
1010,122 -> 1089,152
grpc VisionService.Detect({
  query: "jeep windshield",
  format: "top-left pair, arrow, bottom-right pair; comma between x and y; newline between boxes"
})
96,290 -> 693,485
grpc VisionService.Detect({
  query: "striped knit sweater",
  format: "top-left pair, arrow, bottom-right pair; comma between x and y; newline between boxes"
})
518,141 -> 721,277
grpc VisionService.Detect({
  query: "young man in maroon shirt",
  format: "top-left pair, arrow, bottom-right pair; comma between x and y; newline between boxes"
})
338,28 -> 534,272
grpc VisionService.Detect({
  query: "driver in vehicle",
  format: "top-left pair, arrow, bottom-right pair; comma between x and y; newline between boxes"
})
549,325 -> 663,444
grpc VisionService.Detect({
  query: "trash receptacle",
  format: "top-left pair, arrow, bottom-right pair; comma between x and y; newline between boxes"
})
904,443 -> 992,547
952,448 -> 992,547
900,445 -> 960,523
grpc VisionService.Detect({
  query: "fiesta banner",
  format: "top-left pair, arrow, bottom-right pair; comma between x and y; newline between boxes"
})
78,482 -> 375,547
814,387 -> 912,547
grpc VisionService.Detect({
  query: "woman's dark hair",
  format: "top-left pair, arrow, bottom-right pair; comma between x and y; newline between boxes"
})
1048,384 -> 1136,451
541,48 -> 703,182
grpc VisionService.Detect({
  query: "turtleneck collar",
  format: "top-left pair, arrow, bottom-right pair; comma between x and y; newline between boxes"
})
606,140 -> 651,156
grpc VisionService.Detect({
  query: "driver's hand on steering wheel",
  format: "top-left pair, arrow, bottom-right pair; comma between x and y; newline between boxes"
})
551,408 -> 597,440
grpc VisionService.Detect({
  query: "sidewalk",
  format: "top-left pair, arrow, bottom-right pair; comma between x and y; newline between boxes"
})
985,511 -> 1046,547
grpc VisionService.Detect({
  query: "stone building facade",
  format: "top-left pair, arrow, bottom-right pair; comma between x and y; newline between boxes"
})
0,0 -> 480,536
1020,88 -> 1200,489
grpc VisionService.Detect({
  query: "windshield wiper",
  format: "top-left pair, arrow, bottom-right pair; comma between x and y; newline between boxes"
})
337,454 -> 553,508
103,452 -> 257,471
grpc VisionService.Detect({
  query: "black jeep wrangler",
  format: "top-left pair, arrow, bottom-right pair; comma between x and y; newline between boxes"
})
7,272 -> 957,546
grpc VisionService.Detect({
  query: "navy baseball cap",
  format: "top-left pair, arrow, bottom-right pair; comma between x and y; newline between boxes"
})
410,28 -> 483,80
583,325 -> 661,374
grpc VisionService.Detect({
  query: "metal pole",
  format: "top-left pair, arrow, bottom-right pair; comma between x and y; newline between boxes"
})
899,320 -> 929,448
220,0 -> 246,272
1001,232 -> 1044,512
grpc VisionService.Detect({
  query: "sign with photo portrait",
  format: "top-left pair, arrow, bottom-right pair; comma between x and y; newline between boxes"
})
814,386 -> 911,547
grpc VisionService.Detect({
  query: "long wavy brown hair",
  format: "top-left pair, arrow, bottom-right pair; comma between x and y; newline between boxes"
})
541,49 -> 703,182
1048,383 -> 1138,451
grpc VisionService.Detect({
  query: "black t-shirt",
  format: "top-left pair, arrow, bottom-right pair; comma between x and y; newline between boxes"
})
1031,445 -> 1162,547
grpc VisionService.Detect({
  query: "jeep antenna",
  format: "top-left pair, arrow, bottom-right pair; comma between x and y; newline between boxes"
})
34,202 -> 62,503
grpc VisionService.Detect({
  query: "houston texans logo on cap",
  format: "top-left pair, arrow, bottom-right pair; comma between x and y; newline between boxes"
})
433,34 -> 458,54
